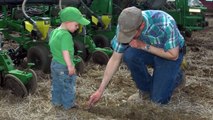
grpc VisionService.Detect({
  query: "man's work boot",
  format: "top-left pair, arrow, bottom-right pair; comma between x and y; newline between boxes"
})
127,90 -> 149,104
175,72 -> 186,92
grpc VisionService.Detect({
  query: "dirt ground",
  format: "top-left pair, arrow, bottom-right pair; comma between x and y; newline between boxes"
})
0,18 -> 213,120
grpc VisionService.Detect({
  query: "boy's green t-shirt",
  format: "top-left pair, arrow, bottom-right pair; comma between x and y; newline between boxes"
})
49,28 -> 75,66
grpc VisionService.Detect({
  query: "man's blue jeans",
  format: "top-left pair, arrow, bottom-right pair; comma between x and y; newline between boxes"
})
123,47 -> 184,104
50,60 -> 77,109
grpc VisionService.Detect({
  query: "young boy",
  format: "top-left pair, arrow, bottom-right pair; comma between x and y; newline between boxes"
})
49,7 -> 90,110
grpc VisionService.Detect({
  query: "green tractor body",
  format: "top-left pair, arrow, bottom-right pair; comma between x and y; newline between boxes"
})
78,0 -> 208,41
160,0 -> 208,37
0,50 -> 37,98
0,1 -> 85,74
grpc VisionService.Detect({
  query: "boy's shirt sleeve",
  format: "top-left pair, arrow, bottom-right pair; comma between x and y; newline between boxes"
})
61,33 -> 73,51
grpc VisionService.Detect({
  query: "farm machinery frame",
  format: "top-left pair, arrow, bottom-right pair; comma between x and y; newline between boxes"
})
72,0 -> 207,45
0,0 -> 86,74
0,0 -> 114,74
0,36 -> 37,97
159,0 -> 208,37
48,0 -> 114,65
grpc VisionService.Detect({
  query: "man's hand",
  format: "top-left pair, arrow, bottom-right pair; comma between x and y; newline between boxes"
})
87,90 -> 102,109
129,39 -> 180,60
129,39 -> 146,49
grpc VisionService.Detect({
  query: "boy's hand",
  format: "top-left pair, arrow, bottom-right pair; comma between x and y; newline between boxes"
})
68,66 -> 75,75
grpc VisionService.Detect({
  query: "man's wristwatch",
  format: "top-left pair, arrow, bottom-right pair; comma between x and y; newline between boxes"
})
144,44 -> 150,50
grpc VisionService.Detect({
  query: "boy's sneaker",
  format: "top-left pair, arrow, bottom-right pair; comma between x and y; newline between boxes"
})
64,103 -> 79,110
71,103 -> 79,109
139,90 -> 149,99
52,103 -> 62,107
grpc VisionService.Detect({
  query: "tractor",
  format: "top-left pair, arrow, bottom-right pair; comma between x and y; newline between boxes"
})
0,0 -> 85,74
46,0 -> 114,65
0,0 -> 114,75
158,0 -> 208,38
73,0 -> 207,70
74,0 -> 168,48
76,0 -> 208,44
0,33 -> 37,98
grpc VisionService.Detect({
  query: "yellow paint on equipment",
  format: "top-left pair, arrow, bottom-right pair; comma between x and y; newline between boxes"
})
92,15 -> 112,29
24,17 -> 50,40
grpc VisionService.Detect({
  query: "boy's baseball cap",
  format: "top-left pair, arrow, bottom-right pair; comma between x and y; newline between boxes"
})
118,6 -> 143,43
59,7 -> 90,25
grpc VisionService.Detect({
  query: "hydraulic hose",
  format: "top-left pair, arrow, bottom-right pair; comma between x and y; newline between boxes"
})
59,0 -> 62,10
22,0 -> 42,40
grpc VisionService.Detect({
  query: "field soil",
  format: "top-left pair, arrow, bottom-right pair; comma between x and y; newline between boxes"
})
0,18 -> 213,120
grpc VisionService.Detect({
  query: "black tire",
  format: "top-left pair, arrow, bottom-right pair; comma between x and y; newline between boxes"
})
178,26 -> 192,38
4,74 -> 28,98
185,30 -> 192,38
0,33 -> 4,47
27,45 -> 51,74
92,50 -> 109,65
143,0 -> 167,9
75,56 -> 85,76
13,9 -> 24,20
74,40 -> 87,61
25,69 -> 37,94
152,0 -> 167,9
50,6 -> 60,17
93,34 -> 110,48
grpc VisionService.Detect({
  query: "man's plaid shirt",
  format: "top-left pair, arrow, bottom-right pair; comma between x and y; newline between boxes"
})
111,10 -> 185,53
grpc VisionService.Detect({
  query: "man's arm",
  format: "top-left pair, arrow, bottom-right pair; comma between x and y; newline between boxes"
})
98,52 -> 123,93
87,51 -> 123,108
145,44 -> 179,60
129,39 -> 179,60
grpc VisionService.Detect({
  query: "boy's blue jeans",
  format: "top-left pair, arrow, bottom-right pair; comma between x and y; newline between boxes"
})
123,47 -> 184,104
50,60 -> 77,109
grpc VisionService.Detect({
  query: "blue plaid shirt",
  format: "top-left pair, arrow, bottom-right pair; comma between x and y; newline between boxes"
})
111,10 -> 185,53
